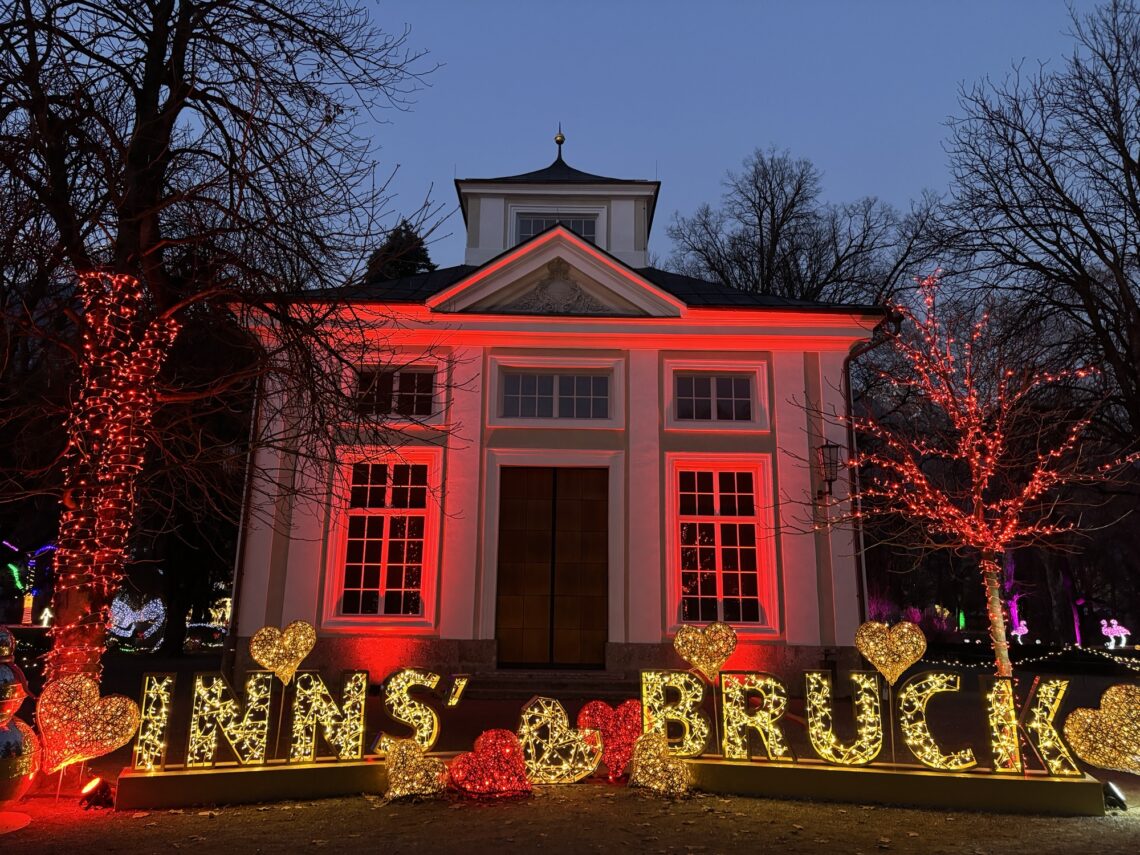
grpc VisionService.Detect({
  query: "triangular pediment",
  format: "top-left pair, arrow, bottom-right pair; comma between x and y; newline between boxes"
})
424,227 -> 685,317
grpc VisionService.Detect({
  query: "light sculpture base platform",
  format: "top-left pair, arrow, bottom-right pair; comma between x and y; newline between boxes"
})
115,760 -> 389,810
686,757 -> 1106,816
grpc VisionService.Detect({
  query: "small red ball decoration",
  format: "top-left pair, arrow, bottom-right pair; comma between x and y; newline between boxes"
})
576,699 -> 643,781
448,729 -> 532,798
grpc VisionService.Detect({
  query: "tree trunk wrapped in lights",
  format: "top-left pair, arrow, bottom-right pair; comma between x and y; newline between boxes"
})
833,274 -> 1138,677
47,273 -> 179,681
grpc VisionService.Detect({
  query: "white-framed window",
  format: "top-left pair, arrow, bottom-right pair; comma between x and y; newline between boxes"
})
323,448 -> 441,629
355,367 -> 436,418
487,354 -> 624,429
664,359 -> 769,432
507,203 -> 607,251
666,455 -> 779,633
516,214 -> 597,245
501,371 -> 610,419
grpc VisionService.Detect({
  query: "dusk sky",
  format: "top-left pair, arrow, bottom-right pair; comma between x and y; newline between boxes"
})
370,1 -> 1095,269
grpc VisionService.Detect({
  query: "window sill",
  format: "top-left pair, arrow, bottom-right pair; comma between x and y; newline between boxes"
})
320,616 -> 437,635
665,622 -> 782,639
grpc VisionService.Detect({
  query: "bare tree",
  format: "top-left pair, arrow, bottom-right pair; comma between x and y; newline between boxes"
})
946,0 -> 1140,446
668,147 -> 940,303
0,0 -> 436,679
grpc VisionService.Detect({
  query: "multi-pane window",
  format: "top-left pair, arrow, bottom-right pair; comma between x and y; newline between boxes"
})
516,215 -> 597,245
341,462 -> 429,616
356,369 -> 435,418
675,374 -> 752,422
677,468 -> 766,624
502,372 -> 609,419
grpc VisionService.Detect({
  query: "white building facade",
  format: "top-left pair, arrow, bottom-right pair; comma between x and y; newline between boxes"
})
233,150 -> 883,679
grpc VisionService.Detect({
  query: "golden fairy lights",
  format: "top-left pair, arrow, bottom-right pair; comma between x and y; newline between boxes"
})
249,620 -> 317,685
629,732 -> 691,797
289,671 -> 368,762
187,672 -> 272,766
641,670 -> 709,757
1063,684 -> 1140,775
133,673 -> 175,771
804,671 -> 882,766
897,672 -> 976,771
516,696 -> 602,784
854,621 -> 926,685
985,678 -> 1022,774
720,672 -> 792,762
36,674 -> 140,773
385,739 -> 448,800
1024,678 -> 1081,777
375,668 -> 442,754
672,621 -> 737,682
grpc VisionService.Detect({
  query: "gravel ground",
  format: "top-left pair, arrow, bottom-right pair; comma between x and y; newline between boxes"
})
5,777 -> 1140,855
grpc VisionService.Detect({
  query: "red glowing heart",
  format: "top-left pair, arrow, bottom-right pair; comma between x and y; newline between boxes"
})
448,729 -> 532,798
576,699 -> 643,781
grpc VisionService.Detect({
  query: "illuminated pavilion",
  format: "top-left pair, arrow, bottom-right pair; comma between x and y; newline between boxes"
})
233,136 -> 884,680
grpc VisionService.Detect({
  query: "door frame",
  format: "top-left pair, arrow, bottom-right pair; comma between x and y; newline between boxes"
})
479,448 -> 625,651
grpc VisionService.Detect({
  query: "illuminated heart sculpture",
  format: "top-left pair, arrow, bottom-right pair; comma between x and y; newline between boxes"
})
449,729 -> 532,798
384,738 -> 448,800
249,620 -> 316,684
577,699 -> 643,781
629,731 -> 691,797
1063,684 -> 1140,774
673,621 -> 737,682
854,621 -> 926,686
36,675 -> 140,773
517,696 -> 602,784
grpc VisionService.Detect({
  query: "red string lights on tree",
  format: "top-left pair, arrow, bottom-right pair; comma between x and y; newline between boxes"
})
836,274 -> 1139,678
46,273 -> 180,681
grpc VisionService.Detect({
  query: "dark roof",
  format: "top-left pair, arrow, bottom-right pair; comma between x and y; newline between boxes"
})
315,262 -> 881,314
314,265 -> 477,302
458,154 -> 658,185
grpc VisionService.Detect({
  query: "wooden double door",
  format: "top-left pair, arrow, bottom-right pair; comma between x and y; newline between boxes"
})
495,467 -> 608,667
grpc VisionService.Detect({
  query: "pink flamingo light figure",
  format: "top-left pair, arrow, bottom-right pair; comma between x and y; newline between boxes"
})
1010,620 -> 1029,645
1101,618 -> 1132,649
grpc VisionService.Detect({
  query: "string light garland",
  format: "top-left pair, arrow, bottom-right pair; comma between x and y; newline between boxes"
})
186,672 -> 272,766
448,729 -> 532,798
720,672 -> 793,762
854,621 -> 926,685
1062,684 -> 1140,775
576,699 -> 642,781
374,668 -> 442,755
804,671 -> 883,766
641,671 -> 709,757
897,672 -> 977,771
672,622 -> 737,682
832,274 -> 1140,679
983,677 -> 1022,773
516,696 -> 602,784
1023,678 -> 1082,777
249,621 -> 317,685
36,674 -> 140,772
629,732 -> 691,797
133,673 -> 175,771
48,272 -> 180,680
918,645 -> 1140,673
289,671 -> 367,762
384,739 -> 448,800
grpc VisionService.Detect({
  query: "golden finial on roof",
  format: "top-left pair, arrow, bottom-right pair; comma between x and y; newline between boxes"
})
555,123 -> 565,156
